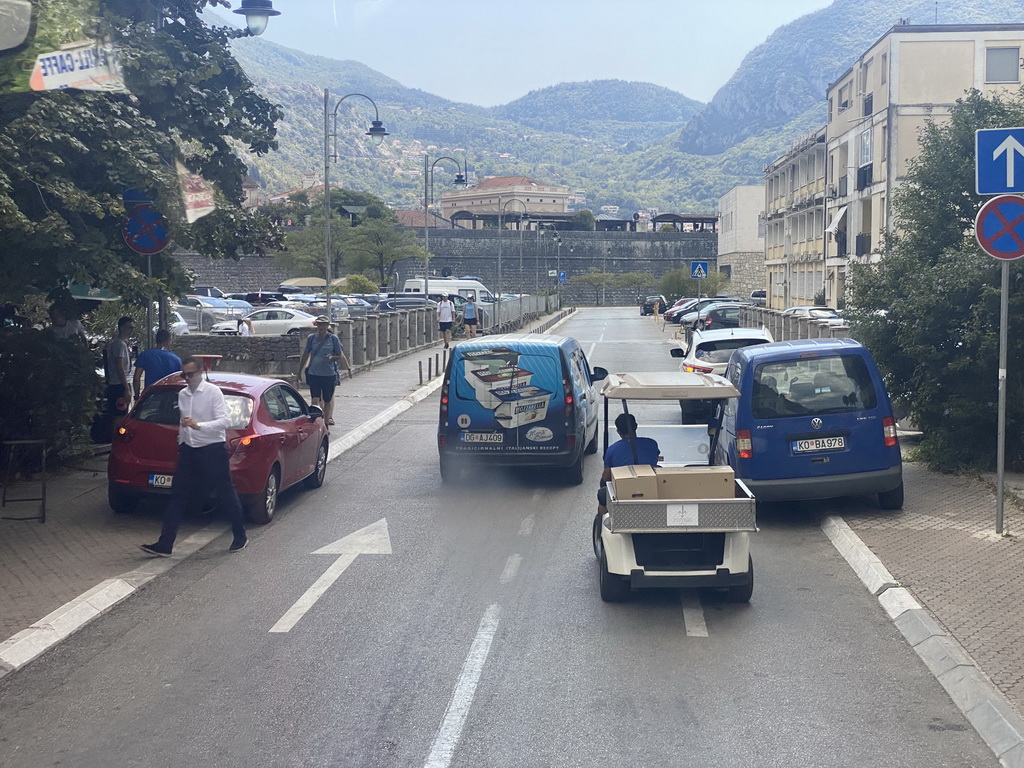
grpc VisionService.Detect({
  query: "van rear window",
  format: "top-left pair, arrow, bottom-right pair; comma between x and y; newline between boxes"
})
134,390 -> 253,430
751,355 -> 877,418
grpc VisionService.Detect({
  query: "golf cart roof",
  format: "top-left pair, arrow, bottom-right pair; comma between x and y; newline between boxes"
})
600,371 -> 740,400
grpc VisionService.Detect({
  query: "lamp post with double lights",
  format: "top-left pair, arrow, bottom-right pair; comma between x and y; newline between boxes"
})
323,91 -> 388,318
422,155 -> 467,302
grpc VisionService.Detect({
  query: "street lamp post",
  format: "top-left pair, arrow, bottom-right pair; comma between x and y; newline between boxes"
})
233,0 -> 281,35
422,155 -> 467,304
323,90 -> 388,319
497,197 -> 528,331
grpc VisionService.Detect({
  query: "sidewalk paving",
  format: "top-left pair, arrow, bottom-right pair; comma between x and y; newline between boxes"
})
1,313 -> 1022,760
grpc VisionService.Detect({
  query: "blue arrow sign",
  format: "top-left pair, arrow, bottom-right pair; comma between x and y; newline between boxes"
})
690,261 -> 709,279
976,128 -> 1024,195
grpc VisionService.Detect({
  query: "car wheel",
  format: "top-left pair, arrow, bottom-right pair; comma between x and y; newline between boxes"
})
303,439 -> 328,489
724,555 -> 754,604
246,465 -> 280,524
287,328 -> 301,336
592,511 -> 604,558
108,482 -> 138,514
599,546 -> 631,602
585,425 -> 599,455
878,481 -> 904,510
439,454 -> 458,484
565,448 -> 585,485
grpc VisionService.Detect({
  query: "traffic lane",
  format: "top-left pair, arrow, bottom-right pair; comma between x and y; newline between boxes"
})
0,416 -> 608,768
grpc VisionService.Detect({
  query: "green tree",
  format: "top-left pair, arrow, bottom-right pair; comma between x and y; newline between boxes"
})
569,269 -> 617,304
339,274 -> 379,294
277,206 -> 353,279
847,88 -> 1024,471
660,268 -> 730,300
615,271 -> 656,302
345,218 -> 424,285
0,0 -> 283,310
567,209 -> 596,231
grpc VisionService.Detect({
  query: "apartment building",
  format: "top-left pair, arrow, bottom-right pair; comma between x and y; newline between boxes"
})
825,23 -> 1024,299
764,128 -> 827,309
717,184 -> 766,299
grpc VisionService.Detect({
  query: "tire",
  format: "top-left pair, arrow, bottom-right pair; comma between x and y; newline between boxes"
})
592,512 -> 604,558
439,454 -> 457,484
584,425 -> 599,455
565,448 -> 585,485
878,480 -> 904,510
303,439 -> 328,489
599,547 -> 631,602
725,555 -> 754,604
246,465 -> 280,524
287,328 -> 301,336
108,482 -> 138,514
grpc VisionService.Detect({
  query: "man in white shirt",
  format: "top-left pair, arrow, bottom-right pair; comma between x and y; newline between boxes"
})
437,293 -> 455,349
141,356 -> 247,556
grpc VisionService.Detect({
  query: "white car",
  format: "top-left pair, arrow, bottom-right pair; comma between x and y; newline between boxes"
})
168,311 -> 189,335
670,326 -> 774,423
210,307 -> 319,336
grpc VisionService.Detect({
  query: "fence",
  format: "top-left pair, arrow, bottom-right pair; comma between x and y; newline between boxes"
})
738,306 -> 853,342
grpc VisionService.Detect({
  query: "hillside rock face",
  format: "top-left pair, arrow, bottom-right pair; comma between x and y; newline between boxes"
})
675,0 -> 1014,155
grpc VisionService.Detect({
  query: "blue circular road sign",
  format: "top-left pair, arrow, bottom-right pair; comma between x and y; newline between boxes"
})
975,194 -> 1024,261
122,204 -> 170,255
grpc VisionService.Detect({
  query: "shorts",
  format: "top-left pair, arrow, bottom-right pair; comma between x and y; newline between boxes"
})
597,486 -> 608,507
106,384 -> 129,416
464,318 -> 477,326
439,321 -> 453,332
306,373 -> 337,402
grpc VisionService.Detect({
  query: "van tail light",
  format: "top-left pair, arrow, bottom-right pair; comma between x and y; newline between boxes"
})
229,433 -> 259,453
882,416 -> 898,447
684,364 -> 714,374
563,377 -> 574,420
737,429 -> 753,460
438,434 -> 447,449
439,377 -> 450,423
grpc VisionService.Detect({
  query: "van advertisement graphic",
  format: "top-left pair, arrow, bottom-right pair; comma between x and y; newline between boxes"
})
452,347 -> 563,451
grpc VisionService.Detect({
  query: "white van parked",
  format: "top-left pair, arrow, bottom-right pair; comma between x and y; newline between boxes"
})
402,278 -> 495,304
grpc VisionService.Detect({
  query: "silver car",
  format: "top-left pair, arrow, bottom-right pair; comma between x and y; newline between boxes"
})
210,307 -> 319,335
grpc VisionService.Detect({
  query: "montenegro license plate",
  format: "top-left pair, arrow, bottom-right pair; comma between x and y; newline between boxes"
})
462,432 -> 503,444
792,436 -> 845,453
148,473 -> 174,488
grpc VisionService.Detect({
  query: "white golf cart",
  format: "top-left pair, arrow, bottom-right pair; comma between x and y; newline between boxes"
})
593,371 -> 757,603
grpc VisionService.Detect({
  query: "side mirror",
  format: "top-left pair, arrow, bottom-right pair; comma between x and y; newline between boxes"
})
670,347 -> 685,358
309,404 -> 324,421
591,366 -> 609,382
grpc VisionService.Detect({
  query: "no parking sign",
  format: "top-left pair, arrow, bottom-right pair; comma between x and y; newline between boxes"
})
122,204 -> 170,255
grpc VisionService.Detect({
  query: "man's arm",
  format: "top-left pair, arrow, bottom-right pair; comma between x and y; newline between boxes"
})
116,344 -> 131,399
132,364 -> 144,400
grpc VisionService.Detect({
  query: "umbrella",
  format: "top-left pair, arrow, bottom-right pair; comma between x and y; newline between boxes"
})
280,277 -> 327,287
68,284 -> 120,301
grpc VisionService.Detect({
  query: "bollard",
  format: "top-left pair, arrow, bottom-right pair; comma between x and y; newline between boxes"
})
419,360 -> 424,386
435,352 -> 440,375
428,356 -> 433,380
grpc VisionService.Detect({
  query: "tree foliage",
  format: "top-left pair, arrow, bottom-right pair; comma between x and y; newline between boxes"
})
660,268 -> 730,300
0,0 -> 284,309
847,88 -> 1024,471
569,269 -> 617,304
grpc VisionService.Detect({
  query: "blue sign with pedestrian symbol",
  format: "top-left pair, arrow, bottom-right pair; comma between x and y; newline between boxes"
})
976,128 -> 1024,195
690,261 -> 709,279
975,194 -> 1024,261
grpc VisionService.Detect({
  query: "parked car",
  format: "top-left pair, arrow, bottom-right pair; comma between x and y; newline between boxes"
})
749,289 -> 767,307
640,295 -> 667,316
164,311 -> 189,336
378,297 -> 438,312
210,307 -> 319,335
242,291 -> 289,306
663,297 -> 698,323
782,306 -> 846,326
670,326 -> 774,423
222,299 -> 254,315
678,297 -> 746,329
107,372 -> 329,523
718,338 -> 903,509
174,296 -> 235,331
337,296 -> 375,316
698,302 -> 752,331
190,286 -> 226,298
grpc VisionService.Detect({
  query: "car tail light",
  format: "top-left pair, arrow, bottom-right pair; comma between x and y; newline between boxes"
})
882,416 -> 898,447
115,425 -> 133,442
229,433 -> 259,452
684,364 -> 714,374
737,429 -> 753,459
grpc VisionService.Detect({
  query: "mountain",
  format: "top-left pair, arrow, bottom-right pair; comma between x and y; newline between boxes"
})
676,0 -> 1016,155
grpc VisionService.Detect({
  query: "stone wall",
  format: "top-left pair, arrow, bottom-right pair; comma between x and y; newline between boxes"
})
175,251 -> 290,293
716,251 -> 765,299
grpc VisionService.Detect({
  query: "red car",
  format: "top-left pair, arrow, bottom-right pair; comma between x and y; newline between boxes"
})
107,372 -> 329,524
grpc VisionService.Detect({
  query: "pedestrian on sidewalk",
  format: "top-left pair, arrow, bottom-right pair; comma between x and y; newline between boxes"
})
463,296 -> 478,338
48,306 -> 88,346
133,329 -> 181,400
105,316 -> 135,434
296,315 -> 351,427
141,356 -> 247,557
437,293 -> 455,349
236,316 -> 254,336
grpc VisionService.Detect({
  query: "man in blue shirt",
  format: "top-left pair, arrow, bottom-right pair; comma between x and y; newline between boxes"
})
597,412 -> 660,515
133,329 -> 182,400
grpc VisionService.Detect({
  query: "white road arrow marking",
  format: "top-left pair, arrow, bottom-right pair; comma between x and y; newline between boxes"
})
269,518 -> 392,633
994,135 -> 1024,188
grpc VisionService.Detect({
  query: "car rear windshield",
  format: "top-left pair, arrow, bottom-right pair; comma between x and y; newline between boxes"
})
751,354 -> 878,418
134,390 -> 253,430
695,339 -> 770,364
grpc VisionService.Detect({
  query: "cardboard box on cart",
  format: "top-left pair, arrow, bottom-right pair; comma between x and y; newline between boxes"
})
610,465 -> 658,500
655,466 -> 735,499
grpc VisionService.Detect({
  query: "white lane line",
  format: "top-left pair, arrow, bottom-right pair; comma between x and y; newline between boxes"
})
499,555 -> 522,584
519,512 -> 536,537
268,554 -> 358,633
588,342 -> 598,358
681,594 -> 708,637
424,604 -> 501,768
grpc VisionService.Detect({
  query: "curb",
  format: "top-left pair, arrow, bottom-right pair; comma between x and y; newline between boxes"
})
822,515 -> 1024,767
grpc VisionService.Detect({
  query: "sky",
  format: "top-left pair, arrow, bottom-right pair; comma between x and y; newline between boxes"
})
247,0 -> 836,106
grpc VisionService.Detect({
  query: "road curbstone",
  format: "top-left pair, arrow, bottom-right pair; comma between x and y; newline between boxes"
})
894,608 -> 945,647
821,515 -> 899,595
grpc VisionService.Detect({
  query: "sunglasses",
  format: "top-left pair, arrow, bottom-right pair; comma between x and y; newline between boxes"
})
180,370 -> 200,379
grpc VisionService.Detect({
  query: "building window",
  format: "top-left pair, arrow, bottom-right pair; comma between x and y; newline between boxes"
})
828,98 -> 833,123
858,58 -> 872,93
987,47 -> 1020,83
859,128 -> 873,166
838,83 -> 852,112
880,53 -> 887,84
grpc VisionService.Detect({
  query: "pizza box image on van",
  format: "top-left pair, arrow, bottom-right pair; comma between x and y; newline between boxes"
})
460,347 -> 520,368
466,365 -> 534,408
492,385 -> 553,429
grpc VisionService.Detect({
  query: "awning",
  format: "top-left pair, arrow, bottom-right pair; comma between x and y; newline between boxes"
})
280,277 -> 327,287
825,206 -> 847,235
68,284 -> 120,302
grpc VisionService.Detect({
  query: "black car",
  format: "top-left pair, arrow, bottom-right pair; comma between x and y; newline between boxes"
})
703,304 -> 745,330
640,295 -> 667,316
243,291 -> 289,306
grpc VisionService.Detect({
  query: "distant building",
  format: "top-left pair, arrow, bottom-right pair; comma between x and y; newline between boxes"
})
717,185 -> 766,299
440,175 -> 573,230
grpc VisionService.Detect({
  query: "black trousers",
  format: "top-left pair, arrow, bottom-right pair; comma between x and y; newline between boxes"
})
158,442 -> 246,549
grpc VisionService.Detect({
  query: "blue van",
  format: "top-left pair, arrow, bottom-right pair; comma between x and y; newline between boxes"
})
716,338 -> 903,509
438,334 -> 607,484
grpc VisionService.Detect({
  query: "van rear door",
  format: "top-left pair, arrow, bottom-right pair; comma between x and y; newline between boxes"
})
742,352 -> 898,481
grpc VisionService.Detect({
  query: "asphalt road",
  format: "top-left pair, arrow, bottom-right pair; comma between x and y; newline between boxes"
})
0,310 -> 997,767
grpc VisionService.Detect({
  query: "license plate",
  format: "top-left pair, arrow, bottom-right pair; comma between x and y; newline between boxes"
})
462,432 -> 503,444
148,473 -> 174,488
792,437 -> 845,453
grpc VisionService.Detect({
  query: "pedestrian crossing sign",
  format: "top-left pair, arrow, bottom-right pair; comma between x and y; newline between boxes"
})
690,261 -> 709,279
